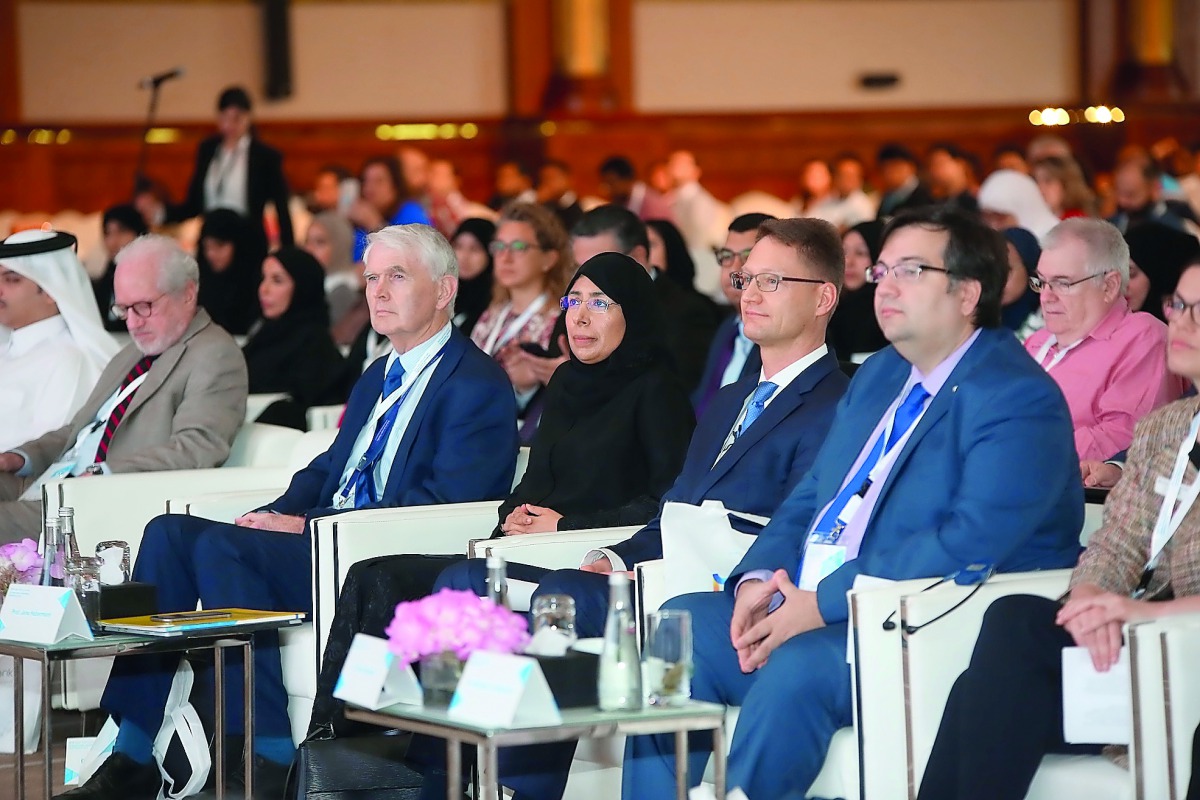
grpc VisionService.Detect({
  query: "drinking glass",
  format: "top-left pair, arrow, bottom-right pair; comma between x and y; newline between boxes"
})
531,594 -> 577,641
643,609 -> 692,706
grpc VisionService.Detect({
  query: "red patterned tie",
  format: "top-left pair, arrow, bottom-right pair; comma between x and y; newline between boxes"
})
93,356 -> 156,464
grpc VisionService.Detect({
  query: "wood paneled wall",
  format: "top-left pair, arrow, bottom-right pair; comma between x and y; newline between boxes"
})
2,104 -> 1198,214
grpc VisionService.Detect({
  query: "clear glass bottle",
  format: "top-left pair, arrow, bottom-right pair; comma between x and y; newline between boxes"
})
486,554 -> 509,609
598,572 -> 643,711
40,517 -> 65,587
58,506 -> 80,561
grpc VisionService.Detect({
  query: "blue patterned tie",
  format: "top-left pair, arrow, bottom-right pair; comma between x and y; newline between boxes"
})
347,360 -> 407,507
737,381 -> 779,437
810,382 -> 930,536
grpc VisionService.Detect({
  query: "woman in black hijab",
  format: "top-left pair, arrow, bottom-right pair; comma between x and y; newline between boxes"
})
450,217 -> 496,334
243,247 -> 345,429
305,253 -> 697,742
828,219 -> 889,360
197,208 -> 264,335
93,204 -> 149,332
1125,222 -> 1200,321
647,217 -> 697,290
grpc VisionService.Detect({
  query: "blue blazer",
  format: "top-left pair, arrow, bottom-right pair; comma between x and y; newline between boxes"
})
732,327 -> 1083,624
266,328 -> 518,520
611,351 -> 848,567
691,315 -> 762,414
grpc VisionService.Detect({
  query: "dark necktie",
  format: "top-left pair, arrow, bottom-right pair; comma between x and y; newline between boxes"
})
94,356 -> 156,464
346,360 -> 407,507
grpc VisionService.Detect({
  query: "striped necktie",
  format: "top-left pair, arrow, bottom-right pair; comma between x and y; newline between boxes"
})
94,356 -> 156,464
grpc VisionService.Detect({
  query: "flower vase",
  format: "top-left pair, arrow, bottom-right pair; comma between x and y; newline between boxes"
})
420,651 -> 465,707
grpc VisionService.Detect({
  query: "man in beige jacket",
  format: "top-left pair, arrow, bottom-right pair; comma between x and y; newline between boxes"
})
0,234 -> 248,543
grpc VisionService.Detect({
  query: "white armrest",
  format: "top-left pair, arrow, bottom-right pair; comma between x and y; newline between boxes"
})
166,488 -> 287,523
244,393 -> 290,424
43,467 -> 293,564
1128,611 -> 1200,799
226,421 -> 303,467
471,527 -> 641,570
308,501 -> 503,670
900,570 -> 1072,795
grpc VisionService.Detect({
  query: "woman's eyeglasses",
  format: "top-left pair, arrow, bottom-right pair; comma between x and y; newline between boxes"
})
560,297 -> 620,313
489,240 -> 540,256
1165,295 -> 1200,325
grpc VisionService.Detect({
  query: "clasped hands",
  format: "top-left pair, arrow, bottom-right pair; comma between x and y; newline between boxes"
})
500,503 -> 562,534
234,512 -> 306,534
1056,582 -> 1153,672
730,569 -> 824,674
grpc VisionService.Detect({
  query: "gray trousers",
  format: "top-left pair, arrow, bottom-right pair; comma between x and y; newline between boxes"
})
0,473 -> 42,545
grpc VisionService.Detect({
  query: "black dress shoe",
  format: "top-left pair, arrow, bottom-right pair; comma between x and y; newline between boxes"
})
54,752 -> 161,800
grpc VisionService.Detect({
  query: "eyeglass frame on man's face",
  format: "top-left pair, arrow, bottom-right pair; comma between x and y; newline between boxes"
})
560,296 -> 620,313
489,240 -> 541,256
1028,271 -> 1111,295
865,260 -> 951,284
111,292 -> 169,321
714,247 -> 753,269
729,271 -> 826,292
1165,294 -> 1200,325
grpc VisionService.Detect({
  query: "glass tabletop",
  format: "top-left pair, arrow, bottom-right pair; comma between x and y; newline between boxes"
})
354,699 -> 727,737
0,618 -> 303,657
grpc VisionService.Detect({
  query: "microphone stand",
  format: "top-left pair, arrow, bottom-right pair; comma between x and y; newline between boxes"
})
133,79 -> 164,197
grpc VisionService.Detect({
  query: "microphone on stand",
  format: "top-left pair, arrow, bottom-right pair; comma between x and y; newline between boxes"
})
137,67 -> 185,90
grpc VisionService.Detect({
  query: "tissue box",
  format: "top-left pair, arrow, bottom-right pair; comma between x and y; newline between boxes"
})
98,583 -> 157,621
533,649 -> 599,709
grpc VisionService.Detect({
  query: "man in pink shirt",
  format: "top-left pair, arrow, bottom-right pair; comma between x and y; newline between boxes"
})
1025,217 -> 1183,464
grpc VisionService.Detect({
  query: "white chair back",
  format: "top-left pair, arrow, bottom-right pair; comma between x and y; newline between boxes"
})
225,422 -> 304,468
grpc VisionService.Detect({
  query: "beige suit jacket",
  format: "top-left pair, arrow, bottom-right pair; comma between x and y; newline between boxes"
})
1071,395 -> 1200,600
19,308 -> 248,475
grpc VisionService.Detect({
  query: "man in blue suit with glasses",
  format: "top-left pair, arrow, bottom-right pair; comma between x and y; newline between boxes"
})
622,206 -> 1083,800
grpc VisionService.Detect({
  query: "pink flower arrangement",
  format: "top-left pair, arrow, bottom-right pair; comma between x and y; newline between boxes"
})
386,588 -> 531,667
0,538 -> 45,601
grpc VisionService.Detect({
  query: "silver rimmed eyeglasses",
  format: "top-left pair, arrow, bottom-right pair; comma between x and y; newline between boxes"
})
730,271 -> 826,292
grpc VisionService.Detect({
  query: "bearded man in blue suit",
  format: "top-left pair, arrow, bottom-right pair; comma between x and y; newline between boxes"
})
63,225 -> 518,800
622,206 -> 1083,800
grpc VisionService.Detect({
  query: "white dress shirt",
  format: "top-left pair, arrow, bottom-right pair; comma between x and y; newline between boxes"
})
0,316 -> 102,451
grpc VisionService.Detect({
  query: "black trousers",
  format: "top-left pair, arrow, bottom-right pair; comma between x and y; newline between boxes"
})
307,553 -> 466,737
916,594 -> 1102,800
1190,723 -> 1200,800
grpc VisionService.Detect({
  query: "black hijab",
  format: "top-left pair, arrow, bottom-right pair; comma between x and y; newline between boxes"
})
197,208 -> 265,335
245,247 -> 330,348
1125,222 -> 1200,321
551,252 -> 668,417
828,220 -> 889,359
451,218 -> 496,334
1001,227 -> 1041,330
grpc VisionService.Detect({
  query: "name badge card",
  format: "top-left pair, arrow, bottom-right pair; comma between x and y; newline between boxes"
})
449,651 -> 562,727
333,634 -> 422,710
798,537 -> 847,592
1061,645 -> 1131,745
0,585 -> 93,644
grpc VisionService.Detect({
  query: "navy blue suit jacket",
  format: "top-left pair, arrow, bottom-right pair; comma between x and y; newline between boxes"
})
691,315 -> 762,413
610,350 -> 848,567
265,328 -> 518,520
732,327 -> 1083,624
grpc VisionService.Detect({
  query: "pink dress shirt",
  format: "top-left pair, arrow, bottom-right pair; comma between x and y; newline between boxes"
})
1025,298 -> 1183,461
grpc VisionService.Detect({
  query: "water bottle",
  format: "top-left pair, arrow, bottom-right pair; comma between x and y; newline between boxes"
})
58,506 -> 80,561
40,517 -> 65,587
486,554 -> 509,609
598,572 -> 643,711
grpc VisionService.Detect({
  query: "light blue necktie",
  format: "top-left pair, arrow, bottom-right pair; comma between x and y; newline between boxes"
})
737,381 -> 779,437
810,382 -> 930,537
347,360 -> 406,507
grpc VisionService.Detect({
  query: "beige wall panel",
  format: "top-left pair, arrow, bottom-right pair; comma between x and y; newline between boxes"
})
633,0 -> 1079,112
18,1 -> 507,122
